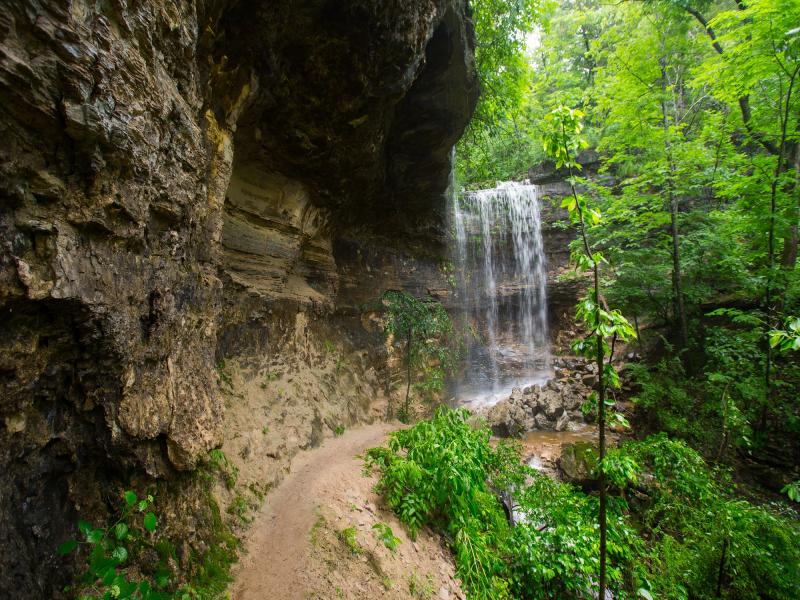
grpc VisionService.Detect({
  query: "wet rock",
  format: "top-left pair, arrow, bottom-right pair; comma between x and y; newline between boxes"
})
555,412 -> 570,432
541,390 -> 564,419
562,390 -> 582,411
482,357 -> 624,436
559,441 -> 599,486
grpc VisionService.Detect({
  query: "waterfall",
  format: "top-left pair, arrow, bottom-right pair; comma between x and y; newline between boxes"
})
452,181 -> 551,408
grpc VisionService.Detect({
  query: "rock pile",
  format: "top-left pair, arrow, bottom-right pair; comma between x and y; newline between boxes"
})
483,357 -> 603,437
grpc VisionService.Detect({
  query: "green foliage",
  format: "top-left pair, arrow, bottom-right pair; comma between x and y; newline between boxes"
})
617,435 -> 800,599
366,408 -> 516,598
542,106 -> 588,171
368,412 -> 800,600
226,494 -> 250,523
782,480 -> 800,502
366,409 -> 637,599
769,316 -> 800,353
456,0 -> 544,185
408,571 -> 435,599
371,523 -> 401,553
215,361 -> 232,389
58,491 -> 183,600
381,290 -> 460,420
59,487 -> 238,600
337,526 -> 362,556
207,449 -> 238,490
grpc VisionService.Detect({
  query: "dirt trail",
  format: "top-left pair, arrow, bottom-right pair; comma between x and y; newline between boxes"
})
231,422 -> 464,600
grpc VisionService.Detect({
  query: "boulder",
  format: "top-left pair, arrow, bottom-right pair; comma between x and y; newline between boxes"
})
559,442 -> 599,486
562,390 -> 582,411
486,399 -> 513,437
534,412 -> 551,430
541,390 -> 564,419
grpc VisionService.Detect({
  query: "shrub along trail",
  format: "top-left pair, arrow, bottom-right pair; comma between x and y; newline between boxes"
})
231,422 -> 465,600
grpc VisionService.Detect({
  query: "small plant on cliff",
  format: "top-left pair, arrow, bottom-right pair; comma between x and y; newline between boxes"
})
208,449 -> 238,490
57,491 -> 178,600
371,522 -> 401,553
337,526 -> 362,555
381,290 -> 460,422
542,105 -> 637,600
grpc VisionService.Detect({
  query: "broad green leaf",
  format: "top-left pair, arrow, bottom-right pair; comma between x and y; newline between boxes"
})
123,491 -> 137,507
143,512 -> 157,533
57,539 -> 78,555
111,546 -> 128,563
86,528 -> 104,544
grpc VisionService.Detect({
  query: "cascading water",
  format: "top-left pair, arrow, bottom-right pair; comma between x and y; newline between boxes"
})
452,181 -> 551,409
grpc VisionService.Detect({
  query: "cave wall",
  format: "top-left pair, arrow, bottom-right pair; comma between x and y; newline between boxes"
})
0,1 -> 477,596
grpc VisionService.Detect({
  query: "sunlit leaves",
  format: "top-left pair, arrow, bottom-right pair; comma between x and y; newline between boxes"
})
542,106 -> 589,170
768,316 -> 800,352
782,480 -> 800,502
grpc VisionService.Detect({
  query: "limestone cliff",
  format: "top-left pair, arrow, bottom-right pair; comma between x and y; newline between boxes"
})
0,1 -> 477,596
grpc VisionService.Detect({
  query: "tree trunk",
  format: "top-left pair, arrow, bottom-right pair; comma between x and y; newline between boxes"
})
597,324 -> 607,599
660,60 -> 689,349
716,537 -> 728,597
780,142 -> 800,270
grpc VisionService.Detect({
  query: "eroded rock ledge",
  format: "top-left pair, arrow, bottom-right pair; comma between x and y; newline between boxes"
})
0,1 -> 477,595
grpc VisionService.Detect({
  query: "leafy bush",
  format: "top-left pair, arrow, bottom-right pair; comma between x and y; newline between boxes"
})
58,489 -> 237,600
617,435 -> 800,600
367,410 -> 800,600
366,409 -> 634,599
58,491 -> 180,600
371,523 -> 401,552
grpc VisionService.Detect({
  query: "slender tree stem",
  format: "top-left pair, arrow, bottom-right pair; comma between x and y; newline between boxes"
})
405,326 -> 413,417
563,124 -> 606,597
660,58 -> 689,349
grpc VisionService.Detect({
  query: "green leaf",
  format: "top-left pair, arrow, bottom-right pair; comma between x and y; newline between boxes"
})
123,491 -> 137,508
78,519 -> 92,537
769,332 -> 783,348
86,528 -> 104,544
143,512 -> 157,533
114,523 -> 128,541
638,588 -> 654,600
57,539 -> 78,555
111,546 -> 128,564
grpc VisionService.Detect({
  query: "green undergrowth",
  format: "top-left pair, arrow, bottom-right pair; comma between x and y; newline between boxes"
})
57,449 -> 241,599
365,408 -> 800,600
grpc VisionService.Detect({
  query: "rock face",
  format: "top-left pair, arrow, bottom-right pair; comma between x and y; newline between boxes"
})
0,1 -> 477,596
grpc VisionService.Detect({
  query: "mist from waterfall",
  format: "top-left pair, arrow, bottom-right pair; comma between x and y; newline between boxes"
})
452,181 -> 551,408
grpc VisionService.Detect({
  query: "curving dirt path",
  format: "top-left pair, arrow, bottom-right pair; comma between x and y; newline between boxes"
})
231,422 -> 464,600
